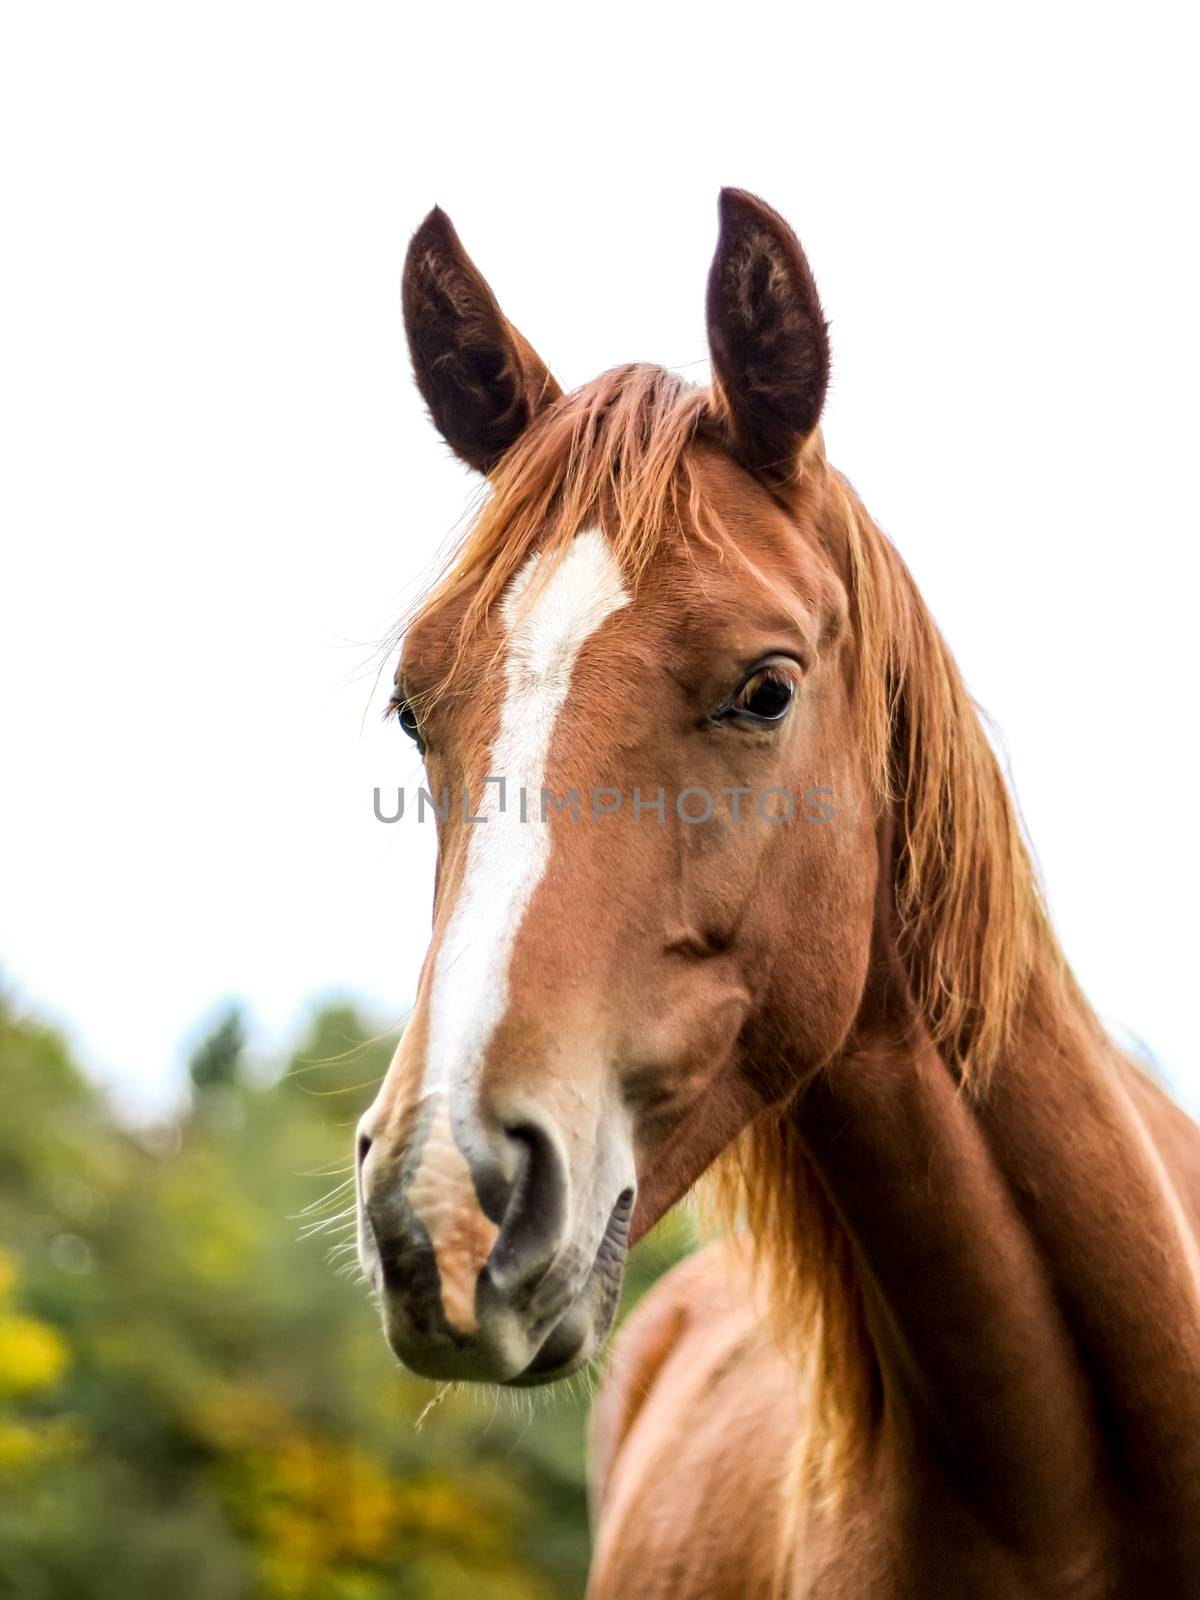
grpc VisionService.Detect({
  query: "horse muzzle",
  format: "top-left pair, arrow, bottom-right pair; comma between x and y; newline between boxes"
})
355,1091 -> 634,1384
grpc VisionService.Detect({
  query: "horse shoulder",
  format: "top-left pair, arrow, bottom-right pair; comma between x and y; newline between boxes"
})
587,1246 -> 724,1520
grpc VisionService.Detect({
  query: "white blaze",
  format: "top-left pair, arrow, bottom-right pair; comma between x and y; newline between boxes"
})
422,528 -> 629,1098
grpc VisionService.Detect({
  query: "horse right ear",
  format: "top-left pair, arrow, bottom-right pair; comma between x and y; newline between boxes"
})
705,188 -> 831,485
402,208 -> 561,475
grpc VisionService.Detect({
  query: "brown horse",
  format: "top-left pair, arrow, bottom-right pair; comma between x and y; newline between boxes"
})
355,189 -> 1200,1597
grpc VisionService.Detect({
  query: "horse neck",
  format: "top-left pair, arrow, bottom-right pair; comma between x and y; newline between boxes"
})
783,887 -> 1200,1544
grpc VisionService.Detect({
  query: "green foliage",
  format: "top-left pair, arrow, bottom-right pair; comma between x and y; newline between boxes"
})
188,1005 -> 248,1095
0,997 -> 694,1599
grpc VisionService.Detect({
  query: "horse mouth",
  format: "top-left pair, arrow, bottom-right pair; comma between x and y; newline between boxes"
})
502,1185 -> 633,1386
506,1323 -> 594,1385
373,1185 -> 633,1386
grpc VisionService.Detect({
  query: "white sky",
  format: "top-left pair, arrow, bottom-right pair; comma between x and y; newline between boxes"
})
1,3 -> 1196,1118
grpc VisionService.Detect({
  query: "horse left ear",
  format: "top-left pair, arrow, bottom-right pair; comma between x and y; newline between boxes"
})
403,206 -> 562,474
705,188 -> 831,485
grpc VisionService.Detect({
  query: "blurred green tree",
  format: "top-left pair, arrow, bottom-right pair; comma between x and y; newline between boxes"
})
188,1005 -> 247,1095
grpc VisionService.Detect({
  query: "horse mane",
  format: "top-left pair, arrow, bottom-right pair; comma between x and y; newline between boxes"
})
406,359 -> 1070,1491
710,463 -> 1072,1500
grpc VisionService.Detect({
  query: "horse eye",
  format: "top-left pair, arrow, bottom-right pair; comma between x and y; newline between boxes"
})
394,700 -> 425,752
728,667 -> 794,723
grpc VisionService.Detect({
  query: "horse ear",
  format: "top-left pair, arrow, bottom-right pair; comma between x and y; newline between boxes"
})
705,188 -> 831,484
402,207 -> 562,474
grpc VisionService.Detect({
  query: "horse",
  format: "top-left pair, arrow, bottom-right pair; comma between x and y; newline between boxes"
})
354,189 -> 1200,1597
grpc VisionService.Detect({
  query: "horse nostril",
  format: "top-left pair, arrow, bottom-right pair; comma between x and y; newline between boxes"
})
486,1119 -> 569,1297
610,1186 -> 635,1235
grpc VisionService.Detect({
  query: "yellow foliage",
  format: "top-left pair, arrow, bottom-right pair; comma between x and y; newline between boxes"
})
0,1416 -> 85,1474
211,1416 -> 537,1596
0,1421 -> 41,1469
244,1431 -> 404,1567
0,1255 -> 70,1397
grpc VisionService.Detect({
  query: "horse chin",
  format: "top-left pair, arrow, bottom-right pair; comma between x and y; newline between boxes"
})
505,1275 -> 622,1387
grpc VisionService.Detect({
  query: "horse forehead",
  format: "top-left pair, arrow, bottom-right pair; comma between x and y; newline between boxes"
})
400,528 -> 637,685
501,527 -> 631,683
402,498 -> 827,717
